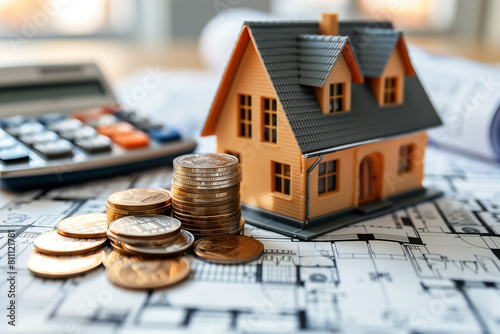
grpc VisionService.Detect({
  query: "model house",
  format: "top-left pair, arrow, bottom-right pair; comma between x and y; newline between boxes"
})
202,13 -> 442,239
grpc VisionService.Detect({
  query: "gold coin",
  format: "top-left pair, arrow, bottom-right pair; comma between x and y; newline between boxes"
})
106,211 -> 171,223
171,186 -> 239,199
106,256 -> 190,290
34,230 -> 107,256
108,188 -> 171,210
106,203 -> 171,215
171,200 -> 240,211
173,153 -> 238,171
56,213 -> 108,238
108,215 -> 181,240
173,205 -> 239,217
28,250 -> 104,278
104,249 -> 125,267
122,230 -> 194,258
179,218 -> 242,229
194,235 -> 262,264
173,208 -> 240,221
174,211 -> 240,224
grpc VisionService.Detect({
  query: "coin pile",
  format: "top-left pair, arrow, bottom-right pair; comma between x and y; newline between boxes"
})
106,215 -> 194,258
171,153 -> 243,237
106,188 -> 171,224
28,214 -> 109,278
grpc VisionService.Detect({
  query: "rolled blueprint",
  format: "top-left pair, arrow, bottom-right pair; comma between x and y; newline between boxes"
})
410,47 -> 500,161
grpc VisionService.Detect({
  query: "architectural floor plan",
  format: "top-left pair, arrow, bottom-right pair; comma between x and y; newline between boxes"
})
1,145 -> 500,334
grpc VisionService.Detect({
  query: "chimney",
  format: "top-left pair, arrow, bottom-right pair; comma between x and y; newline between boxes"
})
320,13 -> 339,36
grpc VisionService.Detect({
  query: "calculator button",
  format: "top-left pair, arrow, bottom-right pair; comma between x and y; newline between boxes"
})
97,122 -> 135,138
47,119 -> 82,133
0,145 -> 30,163
89,114 -> 119,128
60,126 -> 96,141
72,107 -> 112,122
8,122 -> 45,137
75,135 -> 111,154
0,115 -> 27,128
20,131 -> 58,145
34,139 -> 73,159
0,137 -> 17,149
112,131 -> 149,149
147,126 -> 181,143
37,113 -> 66,125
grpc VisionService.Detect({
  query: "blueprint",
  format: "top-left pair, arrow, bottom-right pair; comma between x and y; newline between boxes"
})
1,144 -> 500,334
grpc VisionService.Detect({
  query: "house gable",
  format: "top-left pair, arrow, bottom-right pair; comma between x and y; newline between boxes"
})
368,46 -> 405,106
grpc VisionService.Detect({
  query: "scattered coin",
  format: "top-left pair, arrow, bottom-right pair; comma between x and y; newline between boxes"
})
34,230 -> 107,256
56,213 -> 108,238
28,250 -> 104,278
106,256 -> 190,290
194,235 -> 264,264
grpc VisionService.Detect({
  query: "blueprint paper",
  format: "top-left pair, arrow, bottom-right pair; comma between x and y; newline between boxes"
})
1,145 -> 500,334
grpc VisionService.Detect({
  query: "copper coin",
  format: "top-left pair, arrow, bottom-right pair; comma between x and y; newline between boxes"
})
28,250 -> 104,278
173,153 -> 238,171
106,256 -> 190,290
170,186 -> 239,199
193,234 -> 262,264
122,230 -> 194,257
106,211 -> 171,223
173,207 -> 240,221
179,218 -> 242,229
108,188 -> 171,210
172,194 -> 240,205
173,205 -> 239,217
56,213 -> 108,238
34,230 -> 107,256
171,200 -> 240,212
174,212 -> 240,224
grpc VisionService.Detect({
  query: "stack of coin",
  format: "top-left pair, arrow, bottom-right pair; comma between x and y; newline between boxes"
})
28,214 -> 109,278
106,188 -> 172,224
171,153 -> 243,237
106,215 -> 194,258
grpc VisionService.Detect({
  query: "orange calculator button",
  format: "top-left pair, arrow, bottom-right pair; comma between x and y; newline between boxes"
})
72,107 -> 112,122
112,131 -> 149,149
97,122 -> 135,138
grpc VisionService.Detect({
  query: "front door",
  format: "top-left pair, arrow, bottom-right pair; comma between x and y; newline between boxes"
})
358,154 -> 381,204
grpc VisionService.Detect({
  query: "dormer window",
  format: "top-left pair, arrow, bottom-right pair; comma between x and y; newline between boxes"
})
384,77 -> 398,105
329,83 -> 346,113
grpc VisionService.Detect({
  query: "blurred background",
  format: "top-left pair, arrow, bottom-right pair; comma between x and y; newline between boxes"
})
1,0 -> 500,84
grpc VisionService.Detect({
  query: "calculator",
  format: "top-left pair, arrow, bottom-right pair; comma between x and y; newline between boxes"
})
0,63 -> 197,190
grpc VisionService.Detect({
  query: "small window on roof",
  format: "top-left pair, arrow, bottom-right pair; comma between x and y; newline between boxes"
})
384,77 -> 398,105
329,83 -> 346,113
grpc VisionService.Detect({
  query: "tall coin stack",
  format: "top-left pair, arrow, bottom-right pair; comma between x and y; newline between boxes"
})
106,188 -> 172,224
171,153 -> 243,237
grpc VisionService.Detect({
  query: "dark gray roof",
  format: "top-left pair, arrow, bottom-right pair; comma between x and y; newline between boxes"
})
242,21 -> 441,155
297,34 -> 350,87
352,28 -> 401,77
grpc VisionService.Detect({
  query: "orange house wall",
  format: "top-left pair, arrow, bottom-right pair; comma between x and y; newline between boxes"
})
304,131 -> 427,218
368,48 -> 405,106
214,41 -> 306,220
314,54 -> 352,113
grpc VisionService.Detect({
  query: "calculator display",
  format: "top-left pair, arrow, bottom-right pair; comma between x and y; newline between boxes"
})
0,80 -> 105,105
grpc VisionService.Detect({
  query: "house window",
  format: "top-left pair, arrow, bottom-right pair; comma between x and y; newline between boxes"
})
384,77 -> 398,105
263,98 -> 277,143
318,160 -> 338,195
272,162 -> 290,195
329,83 -> 346,113
238,94 -> 252,138
398,144 -> 413,174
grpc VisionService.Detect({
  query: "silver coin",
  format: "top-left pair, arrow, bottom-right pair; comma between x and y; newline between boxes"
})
123,230 -> 195,257
173,153 -> 238,170
108,215 -> 181,240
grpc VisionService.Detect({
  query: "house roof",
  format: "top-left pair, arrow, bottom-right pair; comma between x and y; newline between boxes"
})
352,28 -> 415,77
298,34 -> 363,87
201,20 -> 441,156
